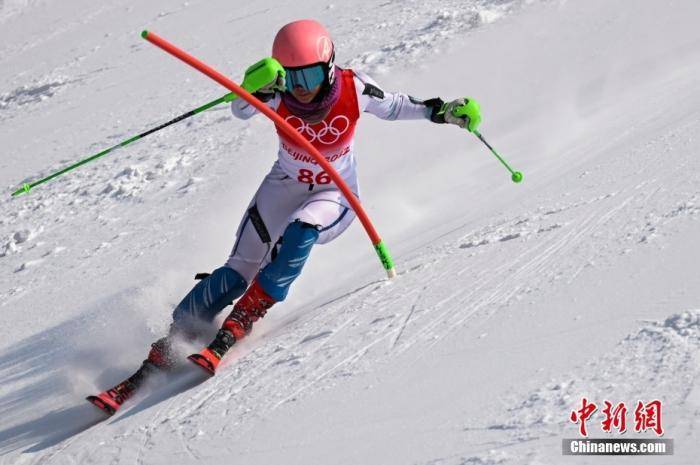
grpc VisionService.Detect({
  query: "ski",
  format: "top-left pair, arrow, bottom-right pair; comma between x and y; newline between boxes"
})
187,349 -> 220,376
86,391 -> 123,416
86,361 -> 158,416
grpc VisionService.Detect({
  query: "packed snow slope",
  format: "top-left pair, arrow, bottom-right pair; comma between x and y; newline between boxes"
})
1,0 -> 700,464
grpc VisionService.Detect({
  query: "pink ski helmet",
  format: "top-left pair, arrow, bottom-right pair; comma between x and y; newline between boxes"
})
273,19 -> 334,67
273,19 -> 336,89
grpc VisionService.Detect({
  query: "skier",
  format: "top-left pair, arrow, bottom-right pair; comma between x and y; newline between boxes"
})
88,19 -> 482,414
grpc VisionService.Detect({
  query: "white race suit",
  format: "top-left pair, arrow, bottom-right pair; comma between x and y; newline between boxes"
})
224,68 -> 432,290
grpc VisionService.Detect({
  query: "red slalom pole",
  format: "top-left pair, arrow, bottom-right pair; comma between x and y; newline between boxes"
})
141,30 -> 396,278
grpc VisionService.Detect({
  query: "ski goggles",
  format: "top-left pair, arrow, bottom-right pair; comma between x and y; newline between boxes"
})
285,64 -> 326,91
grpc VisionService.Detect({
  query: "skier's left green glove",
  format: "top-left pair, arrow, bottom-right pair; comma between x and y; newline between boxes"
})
427,97 -> 482,133
447,98 -> 481,132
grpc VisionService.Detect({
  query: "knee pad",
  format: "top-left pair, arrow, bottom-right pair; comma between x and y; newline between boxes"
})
172,266 -> 248,328
257,221 -> 320,302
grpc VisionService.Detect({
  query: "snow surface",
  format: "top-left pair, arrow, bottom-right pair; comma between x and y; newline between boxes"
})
1,0 -> 700,464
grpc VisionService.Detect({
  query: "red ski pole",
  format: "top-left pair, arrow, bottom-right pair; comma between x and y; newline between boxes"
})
141,30 -> 396,278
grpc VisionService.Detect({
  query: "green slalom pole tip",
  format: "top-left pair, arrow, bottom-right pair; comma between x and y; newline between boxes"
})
511,171 -> 524,183
141,30 -> 149,39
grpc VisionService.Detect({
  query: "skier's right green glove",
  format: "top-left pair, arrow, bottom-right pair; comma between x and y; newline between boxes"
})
225,57 -> 286,103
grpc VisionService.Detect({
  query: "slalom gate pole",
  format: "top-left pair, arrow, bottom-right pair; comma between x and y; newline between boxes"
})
141,30 -> 396,279
473,130 -> 523,183
11,93 -> 237,197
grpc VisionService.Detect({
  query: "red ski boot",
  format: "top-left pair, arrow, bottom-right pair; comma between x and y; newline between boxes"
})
189,280 -> 275,376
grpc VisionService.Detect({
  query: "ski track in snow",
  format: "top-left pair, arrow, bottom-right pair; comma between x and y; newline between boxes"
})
111,114 -> 700,464
4,109 -> 696,464
459,310 -> 700,465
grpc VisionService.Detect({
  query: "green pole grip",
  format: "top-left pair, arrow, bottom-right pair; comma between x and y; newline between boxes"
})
224,57 -> 285,102
374,240 -> 397,279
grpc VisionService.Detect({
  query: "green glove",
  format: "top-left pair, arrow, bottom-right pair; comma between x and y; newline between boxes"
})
224,57 -> 286,103
445,97 -> 481,132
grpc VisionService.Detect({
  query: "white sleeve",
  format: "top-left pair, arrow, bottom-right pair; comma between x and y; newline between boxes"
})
231,94 -> 281,120
353,71 -> 432,121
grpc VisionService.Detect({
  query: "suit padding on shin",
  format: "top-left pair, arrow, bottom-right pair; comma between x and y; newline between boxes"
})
257,221 -> 320,301
172,266 -> 248,327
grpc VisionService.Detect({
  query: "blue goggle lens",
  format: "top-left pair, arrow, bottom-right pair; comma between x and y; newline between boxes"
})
285,65 -> 326,91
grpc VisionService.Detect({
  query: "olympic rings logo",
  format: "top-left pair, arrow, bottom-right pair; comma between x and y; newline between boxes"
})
285,115 -> 350,145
